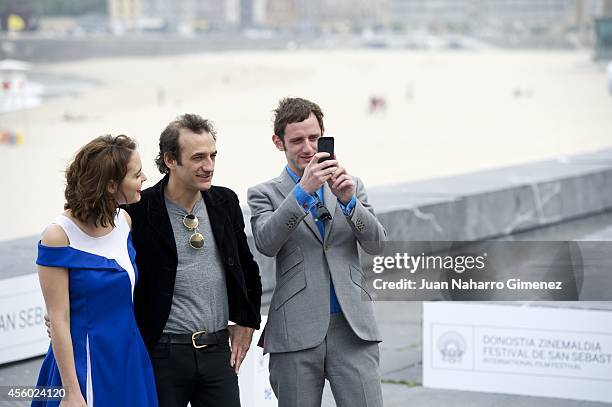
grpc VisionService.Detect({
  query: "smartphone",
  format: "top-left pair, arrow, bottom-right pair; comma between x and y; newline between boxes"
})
317,137 -> 334,163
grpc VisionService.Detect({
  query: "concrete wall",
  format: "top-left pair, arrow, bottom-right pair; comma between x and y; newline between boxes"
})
3,148 -> 612,295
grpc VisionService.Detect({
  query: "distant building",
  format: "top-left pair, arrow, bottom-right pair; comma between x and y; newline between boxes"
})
108,0 -> 142,22
595,16 -> 612,58
226,0 -> 267,27
240,0 -> 254,27
265,0 -> 298,30
386,0 -> 585,30
105,0 -> 612,36
319,0 -> 382,32
264,0 -> 380,32
388,0 -> 471,29
130,0 -> 227,31
604,0 -> 612,15
478,0 -> 576,27
37,17 -> 79,36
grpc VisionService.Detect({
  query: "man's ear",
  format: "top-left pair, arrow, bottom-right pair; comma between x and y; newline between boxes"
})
272,134 -> 285,151
164,152 -> 177,170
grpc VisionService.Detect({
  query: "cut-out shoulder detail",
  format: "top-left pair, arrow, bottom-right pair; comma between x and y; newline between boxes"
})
41,224 -> 69,247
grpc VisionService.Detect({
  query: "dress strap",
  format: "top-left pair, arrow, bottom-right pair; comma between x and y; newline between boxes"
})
36,243 -> 121,270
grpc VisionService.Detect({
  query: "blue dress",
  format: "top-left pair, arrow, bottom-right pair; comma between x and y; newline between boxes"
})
32,212 -> 158,406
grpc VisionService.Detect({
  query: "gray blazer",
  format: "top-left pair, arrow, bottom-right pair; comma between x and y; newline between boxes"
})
247,170 -> 387,353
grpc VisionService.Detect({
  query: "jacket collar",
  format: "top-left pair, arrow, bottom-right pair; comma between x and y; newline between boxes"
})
202,185 -> 231,249
145,175 -> 176,256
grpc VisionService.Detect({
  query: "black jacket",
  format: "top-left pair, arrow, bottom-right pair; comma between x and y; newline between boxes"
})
126,175 -> 262,352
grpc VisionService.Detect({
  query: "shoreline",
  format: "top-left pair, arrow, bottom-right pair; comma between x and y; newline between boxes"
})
0,32 -> 584,63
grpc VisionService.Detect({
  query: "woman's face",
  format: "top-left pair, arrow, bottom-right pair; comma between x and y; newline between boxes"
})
115,150 -> 147,205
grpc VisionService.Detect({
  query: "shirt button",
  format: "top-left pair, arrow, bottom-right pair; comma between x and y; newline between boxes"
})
228,257 -> 235,266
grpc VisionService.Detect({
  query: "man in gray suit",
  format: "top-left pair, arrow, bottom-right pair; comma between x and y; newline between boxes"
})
247,97 -> 387,407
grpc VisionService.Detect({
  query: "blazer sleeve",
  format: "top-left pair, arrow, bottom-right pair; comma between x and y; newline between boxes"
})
343,176 -> 387,255
247,184 -> 310,257
230,191 -> 262,328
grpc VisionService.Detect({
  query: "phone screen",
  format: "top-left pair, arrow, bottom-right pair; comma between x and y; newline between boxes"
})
317,137 -> 334,163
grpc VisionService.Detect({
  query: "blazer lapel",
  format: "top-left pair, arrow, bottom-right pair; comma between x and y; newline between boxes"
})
323,183 -> 337,243
203,188 -> 230,252
146,176 -> 178,259
273,170 -> 322,243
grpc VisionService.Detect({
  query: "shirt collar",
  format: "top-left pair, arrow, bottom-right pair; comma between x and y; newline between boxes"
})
285,165 -> 301,184
285,165 -> 325,203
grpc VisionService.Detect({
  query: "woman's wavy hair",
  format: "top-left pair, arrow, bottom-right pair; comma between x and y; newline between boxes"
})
64,135 -> 136,228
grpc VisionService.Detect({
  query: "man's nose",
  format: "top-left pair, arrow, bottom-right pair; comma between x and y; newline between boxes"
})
202,158 -> 214,170
305,140 -> 317,154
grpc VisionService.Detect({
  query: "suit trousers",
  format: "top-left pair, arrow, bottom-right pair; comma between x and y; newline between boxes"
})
151,340 -> 240,407
269,312 -> 383,407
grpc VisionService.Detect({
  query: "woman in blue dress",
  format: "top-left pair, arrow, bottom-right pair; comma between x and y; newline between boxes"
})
33,135 -> 158,406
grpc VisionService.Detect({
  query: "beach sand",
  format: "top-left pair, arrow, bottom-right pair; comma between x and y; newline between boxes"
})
1,49 -> 611,241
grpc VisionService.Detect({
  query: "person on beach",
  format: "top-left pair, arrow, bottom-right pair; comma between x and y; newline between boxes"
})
126,114 -> 262,407
34,135 -> 157,407
248,97 -> 387,407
